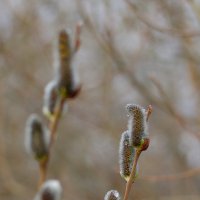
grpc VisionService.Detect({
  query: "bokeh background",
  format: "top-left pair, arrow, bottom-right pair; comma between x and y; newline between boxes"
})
1,0 -> 200,199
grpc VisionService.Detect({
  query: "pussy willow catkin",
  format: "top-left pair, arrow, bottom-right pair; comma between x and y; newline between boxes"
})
54,29 -> 80,98
126,104 -> 148,147
56,30 -> 73,95
25,114 -> 50,160
43,80 -> 58,118
119,131 -> 135,181
34,180 -> 62,200
104,190 -> 120,200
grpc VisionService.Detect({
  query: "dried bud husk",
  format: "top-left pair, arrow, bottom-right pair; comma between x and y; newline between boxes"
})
43,80 -> 58,120
34,180 -> 62,200
104,190 -> 120,200
25,114 -> 50,161
55,29 -> 80,99
126,104 -> 148,147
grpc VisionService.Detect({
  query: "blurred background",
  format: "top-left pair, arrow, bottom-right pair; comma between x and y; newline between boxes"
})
1,0 -> 200,199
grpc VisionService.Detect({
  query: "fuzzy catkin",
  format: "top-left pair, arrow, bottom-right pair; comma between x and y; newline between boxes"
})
34,180 -> 62,200
25,114 -> 50,160
43,80 -> 58,117
119,131 -> 134,181
55,29 -> 74,95
104,190 -> 120,200
126,104 -> 148,147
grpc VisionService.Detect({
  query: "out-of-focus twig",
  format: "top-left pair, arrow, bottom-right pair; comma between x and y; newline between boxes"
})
149,76 -> 185,126
76,0 -> 163,107
38,85 -> 66,188
140,167 -> 200,182
74,21 -> 83,53
77,0 -> 200,136
126,0 -> 200,38
150,75 -> 200,140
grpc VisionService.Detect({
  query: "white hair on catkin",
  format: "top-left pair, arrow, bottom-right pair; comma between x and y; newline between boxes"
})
126,104 -> 148,147
25,114 -> 50,160
43,80 -> 58,117
34,180 -> 62,200
104,190 -> 120,200
119,131 -> 134,181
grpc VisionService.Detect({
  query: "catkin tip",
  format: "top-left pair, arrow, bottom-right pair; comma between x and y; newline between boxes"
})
104,190 -> 120,200
34,180 -> 62,200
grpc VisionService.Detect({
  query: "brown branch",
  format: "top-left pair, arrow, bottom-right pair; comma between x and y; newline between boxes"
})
38,96 -> 66,187
38,159 -> 48,188
126,0 -> 200,38
76,0 -> 166,110
140,167 -> 200,182
149,75 -> 200,140
123,149 -> 142,200
49,96 -> 66,147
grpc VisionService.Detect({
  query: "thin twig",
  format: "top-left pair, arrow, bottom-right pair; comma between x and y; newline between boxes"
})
123,149 -> 142,200
38,159 -> 48,188
38,96 -> 66,187
126,0 -> 200,38
49,96 -> 66,148
74,21 -> 83,53
140,167 -> 200,182
150,75 -> 200,140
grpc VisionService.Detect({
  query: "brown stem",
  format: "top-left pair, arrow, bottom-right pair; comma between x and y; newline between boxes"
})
49,96 -> 66,148
38,96 -> 66,187
123,149 -> 142,200
38,158 -> 48,188
140,167 -> 200,182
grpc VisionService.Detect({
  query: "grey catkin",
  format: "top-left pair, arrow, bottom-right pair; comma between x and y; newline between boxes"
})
25,114 -> 50,160
119,131 -> 135,181
34,180 -> 62,200
54,29 -> 80,98
43,80 -> 58,118
104,190 -> 120,200
56,29 -> 72,89
126,104 -> 148,147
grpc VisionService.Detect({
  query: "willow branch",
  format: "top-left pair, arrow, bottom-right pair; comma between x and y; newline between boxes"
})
38,96 -> 66,187
140,167 -> 200,182
126,0 -> 200,38
123,149 -> 142,200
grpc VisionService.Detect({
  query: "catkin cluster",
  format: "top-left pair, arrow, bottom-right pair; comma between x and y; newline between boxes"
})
119,104 -> 149,181
25,25 -> 82,200
105,104 -> 150,199
43,29 -> 81,119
